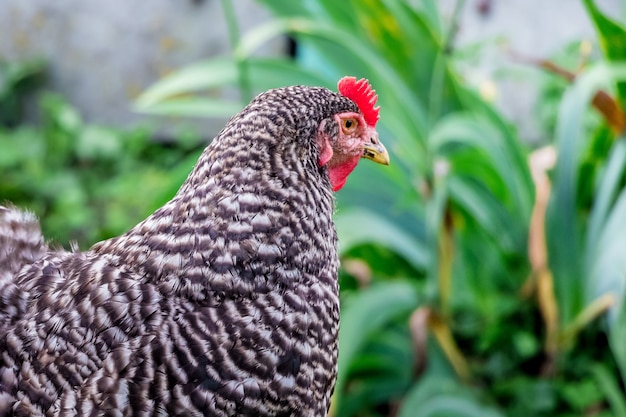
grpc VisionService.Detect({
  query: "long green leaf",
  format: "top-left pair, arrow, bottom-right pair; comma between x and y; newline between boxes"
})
135,57 -> 330,113
547,63 -> 626,324
397,375 -> 504,417
609,300 -> 626,387
587,185 -> 626,304
591,363 -> 626,417
134,98 -> 241,118
447,175 -> 517,252
335,208 -> 429,271
334,281 -> 419,410
252,0 -> 310,18
135,57 -> 237,109
456,86 -> 535,216
582,0 -> 626,104
338,327 -> 413,416
429,113 -> 532,221
413,397 -> 504,417
585,136 -> 626,270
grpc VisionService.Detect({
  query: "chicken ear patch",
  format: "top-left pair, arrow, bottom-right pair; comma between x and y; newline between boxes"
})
317,134 -> 333,167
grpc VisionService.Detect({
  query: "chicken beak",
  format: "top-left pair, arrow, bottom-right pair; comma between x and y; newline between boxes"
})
361,131 -> 390,165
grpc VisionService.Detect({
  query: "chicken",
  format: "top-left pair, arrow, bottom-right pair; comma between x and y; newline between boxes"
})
0,77 -> 388,416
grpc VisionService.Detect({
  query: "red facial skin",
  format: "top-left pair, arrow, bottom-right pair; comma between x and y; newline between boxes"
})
317,112 -> 379,191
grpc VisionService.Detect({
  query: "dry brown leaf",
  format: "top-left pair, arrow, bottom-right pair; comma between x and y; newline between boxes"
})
409,307 -> 431,377
526,146 -> 560,361
511,50 -> 625,134
528,146 -> 557,274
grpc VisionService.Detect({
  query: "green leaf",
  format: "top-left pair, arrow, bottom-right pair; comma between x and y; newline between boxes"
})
253,0 -> 311,18
447,176 -> 517,252
76,126 -> 122,160
135,98 -> 242,118
547,62 -> 626,324
590,363 -> 626,417
609,300 -> 626,387
585,136 -> 626,270
135,57 -> 330,115
397,375 -> 504,417
587,184 -> 626,309
135,57 -> 236,109
338,326 -> 414,416
334,281 -> 419,410
582,0 -> 626,105
429,113 -> 532,220
0,58 -> 43,90
335,208 -> 429,271
41,93 -> 82,134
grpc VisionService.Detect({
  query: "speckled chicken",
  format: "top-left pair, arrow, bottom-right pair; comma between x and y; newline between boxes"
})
0,77 -> 388,416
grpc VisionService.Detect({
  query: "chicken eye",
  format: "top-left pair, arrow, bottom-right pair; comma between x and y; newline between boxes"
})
341,118 -> 358,132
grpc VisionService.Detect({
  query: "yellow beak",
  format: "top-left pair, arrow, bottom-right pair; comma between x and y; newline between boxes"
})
361,136 -> 390,166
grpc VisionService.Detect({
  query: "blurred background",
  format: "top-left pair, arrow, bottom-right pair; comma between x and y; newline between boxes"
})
2,0 -> 626,415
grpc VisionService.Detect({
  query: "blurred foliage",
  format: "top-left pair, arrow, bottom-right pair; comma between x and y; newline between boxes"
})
4,0 -> 626,416
0,58 -> 45,127
0,63 -> 202,246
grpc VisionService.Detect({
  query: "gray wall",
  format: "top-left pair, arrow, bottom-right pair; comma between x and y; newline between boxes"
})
1,1 -> 624,141
440,0 -> 625,142
0,0 -> 282,137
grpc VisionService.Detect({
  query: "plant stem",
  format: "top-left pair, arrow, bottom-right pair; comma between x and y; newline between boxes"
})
438,205 -> 454,313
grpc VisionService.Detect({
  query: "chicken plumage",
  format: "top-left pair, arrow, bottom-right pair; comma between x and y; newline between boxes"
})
0,78 -> 388,416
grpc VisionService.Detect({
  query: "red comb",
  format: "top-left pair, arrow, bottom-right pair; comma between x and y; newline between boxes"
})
337,76 -> 380,127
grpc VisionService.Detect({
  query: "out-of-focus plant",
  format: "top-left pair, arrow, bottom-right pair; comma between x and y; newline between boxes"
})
0,58 -> 45,127
0,76 -> 202,246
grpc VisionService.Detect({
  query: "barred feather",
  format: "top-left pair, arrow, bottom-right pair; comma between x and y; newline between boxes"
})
0,85 -> 361,416
0,206 -> 49,331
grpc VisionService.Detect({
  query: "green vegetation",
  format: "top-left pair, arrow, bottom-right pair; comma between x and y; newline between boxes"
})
3,1 -> 626,415
0,60 -> 202,246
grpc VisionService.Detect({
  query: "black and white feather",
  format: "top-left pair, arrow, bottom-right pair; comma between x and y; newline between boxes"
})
0,86 -> 361,416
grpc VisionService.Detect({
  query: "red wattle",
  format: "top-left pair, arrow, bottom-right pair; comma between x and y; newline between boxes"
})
328,156 -> 360,192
